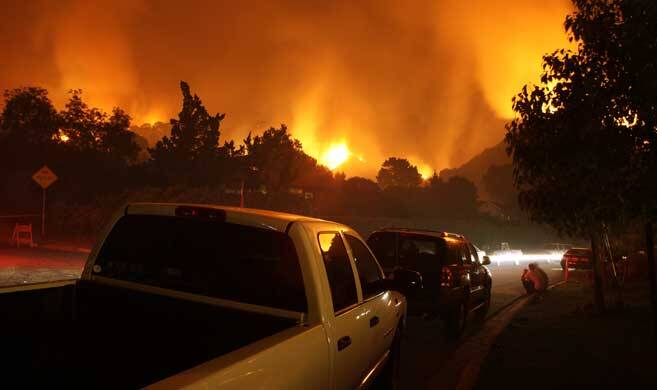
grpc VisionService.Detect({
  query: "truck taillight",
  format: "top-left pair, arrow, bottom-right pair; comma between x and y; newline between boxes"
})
440,266 -> 453,287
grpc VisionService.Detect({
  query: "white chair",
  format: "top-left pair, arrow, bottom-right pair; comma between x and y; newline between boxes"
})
11,223 -> 34,248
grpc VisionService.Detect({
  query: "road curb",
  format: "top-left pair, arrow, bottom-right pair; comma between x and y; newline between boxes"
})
426,280 -> 567,390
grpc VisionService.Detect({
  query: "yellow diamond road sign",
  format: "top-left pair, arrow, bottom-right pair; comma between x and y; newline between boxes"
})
32,165 -> 58,189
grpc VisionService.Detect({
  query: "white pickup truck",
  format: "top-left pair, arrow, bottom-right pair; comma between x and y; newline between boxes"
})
3,203 -> 407,389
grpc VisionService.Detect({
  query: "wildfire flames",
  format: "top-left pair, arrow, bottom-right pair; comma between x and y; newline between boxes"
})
1,0 -> 573,177
321,143 -> 351,170
418,165 -> 433,181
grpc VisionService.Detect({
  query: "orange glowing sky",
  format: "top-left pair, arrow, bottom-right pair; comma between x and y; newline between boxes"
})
0,0 -> 572,176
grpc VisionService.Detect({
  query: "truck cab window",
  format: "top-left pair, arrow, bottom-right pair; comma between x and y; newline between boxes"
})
345,235 -> 384,299
318,233 -> 358,312
367,232 -> 396,270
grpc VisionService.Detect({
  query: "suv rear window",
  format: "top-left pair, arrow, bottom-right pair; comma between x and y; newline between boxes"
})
94,215 -> 307,312
398,235 -> 446,274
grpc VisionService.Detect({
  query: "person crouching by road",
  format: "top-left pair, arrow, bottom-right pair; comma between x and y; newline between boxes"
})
521,263 -> 548,294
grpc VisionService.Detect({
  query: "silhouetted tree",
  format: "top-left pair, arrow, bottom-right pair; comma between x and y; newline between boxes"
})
149,81 -> 227,184
132,133 -> 151,164
334,171 -> 346,188
0,87 -> 63,212
58,90 -> 139,163
427,171 -> 440,187
244,125 -> 307,192
376,157 -> 422,190
0,86 -> 142,209
294,163 -> 334,192
338,177 -> 392,216
55,90 -> 140,202
0,87 -> 60,147
506,0 -> 657,316
563,0 -> 657,349
100,108 -> 140,164
60,89 -> 106,151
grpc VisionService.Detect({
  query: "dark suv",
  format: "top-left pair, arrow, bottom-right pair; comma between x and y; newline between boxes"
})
367,228 -> 492,337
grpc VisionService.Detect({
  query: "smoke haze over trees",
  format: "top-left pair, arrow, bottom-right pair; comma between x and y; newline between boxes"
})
0,0 -> 573,177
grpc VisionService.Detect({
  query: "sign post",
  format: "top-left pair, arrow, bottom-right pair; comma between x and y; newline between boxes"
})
32,165 -> 58,238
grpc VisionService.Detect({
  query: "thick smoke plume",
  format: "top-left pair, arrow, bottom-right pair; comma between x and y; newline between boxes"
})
0,0 -> 571,176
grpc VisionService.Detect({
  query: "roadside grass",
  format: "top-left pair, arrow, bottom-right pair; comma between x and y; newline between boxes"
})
475,280 -> 657,389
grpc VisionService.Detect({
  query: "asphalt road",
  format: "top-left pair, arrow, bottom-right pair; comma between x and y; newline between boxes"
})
488,263 -> 564,314
400,263 -> 564,389
0,248 -> 564,388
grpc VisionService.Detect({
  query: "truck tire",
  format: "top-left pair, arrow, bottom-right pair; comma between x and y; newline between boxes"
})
446,299 -> 468,339
374,326 -> 402,390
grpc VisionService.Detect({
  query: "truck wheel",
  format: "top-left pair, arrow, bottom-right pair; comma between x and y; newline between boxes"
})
374,326 -> 401,390
446,300 -> 468,339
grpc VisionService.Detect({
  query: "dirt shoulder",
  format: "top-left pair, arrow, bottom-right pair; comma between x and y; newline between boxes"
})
475,280 -> 657,389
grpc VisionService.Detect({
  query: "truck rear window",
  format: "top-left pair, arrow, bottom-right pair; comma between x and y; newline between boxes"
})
94,215 -> 307,312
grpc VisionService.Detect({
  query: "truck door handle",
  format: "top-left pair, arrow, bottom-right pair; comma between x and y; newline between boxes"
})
370,316 -> 380,328
337,336 -> 352,351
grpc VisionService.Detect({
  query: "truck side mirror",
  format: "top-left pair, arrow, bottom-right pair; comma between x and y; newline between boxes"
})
386,268 -> 423,297
482,256 -> 491,266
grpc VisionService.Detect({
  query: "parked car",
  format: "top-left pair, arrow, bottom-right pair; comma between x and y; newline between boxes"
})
472,244 -> 487,260
2,203 -> 408,389
367,228 -> 492,338
561,248 -> 593,270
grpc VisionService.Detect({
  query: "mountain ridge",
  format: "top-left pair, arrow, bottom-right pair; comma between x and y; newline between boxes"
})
439,140 -> 511,200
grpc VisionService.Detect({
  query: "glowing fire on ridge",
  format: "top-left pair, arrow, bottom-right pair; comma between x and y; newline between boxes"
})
321,143 -> 351,170
419,166 -> 433,180
140,110 -> 165,125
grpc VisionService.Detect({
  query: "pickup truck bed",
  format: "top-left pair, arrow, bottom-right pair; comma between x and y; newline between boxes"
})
3,280 -> 297,388
2,204 -> 407,389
